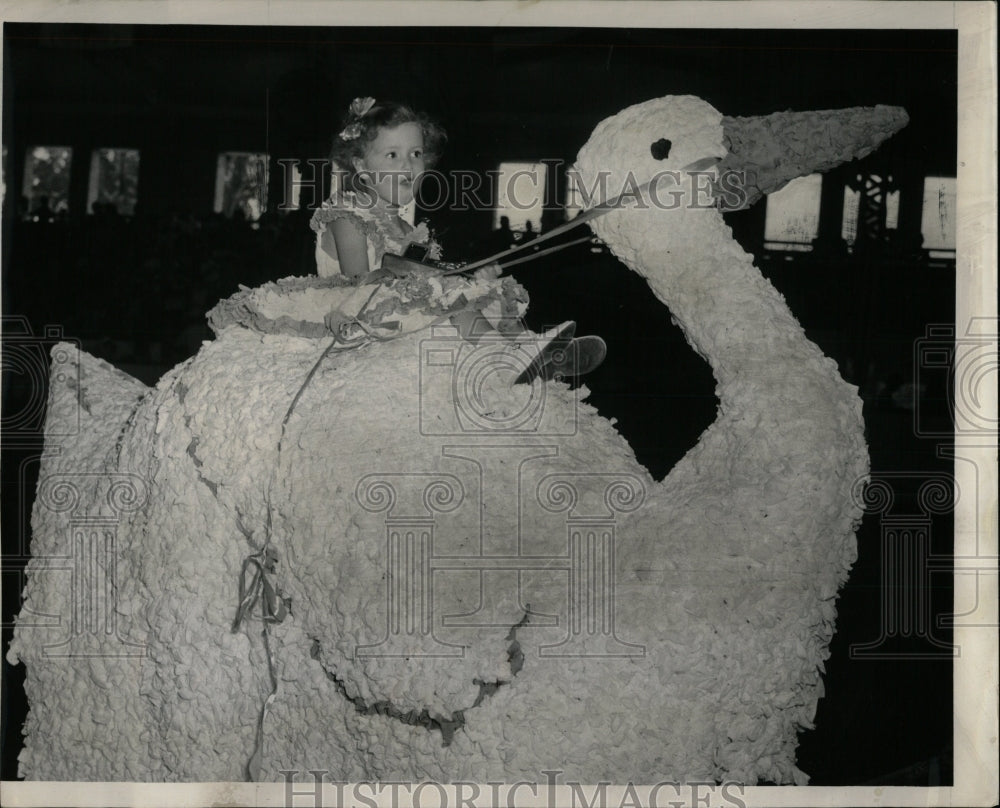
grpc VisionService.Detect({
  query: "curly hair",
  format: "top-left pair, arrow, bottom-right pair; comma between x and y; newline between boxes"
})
328,99 -> 447,194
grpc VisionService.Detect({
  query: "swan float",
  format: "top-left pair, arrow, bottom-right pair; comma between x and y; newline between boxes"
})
9,95 -> 908,784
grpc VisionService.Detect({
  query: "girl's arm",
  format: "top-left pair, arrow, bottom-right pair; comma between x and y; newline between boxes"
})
328,217 -> 370,281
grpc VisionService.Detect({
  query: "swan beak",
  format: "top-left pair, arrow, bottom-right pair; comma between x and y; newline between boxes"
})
716,104 -> 910,211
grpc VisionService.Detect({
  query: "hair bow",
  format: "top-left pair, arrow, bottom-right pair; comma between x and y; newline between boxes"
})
350,96 -> 376,117
339,97 -> 376,140
339,123 -> 363,141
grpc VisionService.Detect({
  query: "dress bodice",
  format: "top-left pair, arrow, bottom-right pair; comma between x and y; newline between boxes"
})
310,192 -> 436,278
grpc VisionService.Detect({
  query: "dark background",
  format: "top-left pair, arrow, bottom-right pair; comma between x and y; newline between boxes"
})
1,24 -> 957,785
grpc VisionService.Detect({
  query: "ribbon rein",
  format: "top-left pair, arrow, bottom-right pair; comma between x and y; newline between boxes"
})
448,176 -> 656,276
448,157 -> 720,277
447,204 -> 607,277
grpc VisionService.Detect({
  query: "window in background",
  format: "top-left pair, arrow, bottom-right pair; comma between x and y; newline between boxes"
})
841,175 -> 900,247
214,152 -> 269,221
885,188 -> 900,230
763,173 -> 823,252
88,148 -> 141,215
22,146 -> 73,215
841,186 -> 860,245
920,176 -> 956,258
494,161 -> 546,233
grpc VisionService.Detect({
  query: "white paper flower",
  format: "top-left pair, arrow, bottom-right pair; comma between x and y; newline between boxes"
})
339,122 -> 363,141
350,96 -> 376,118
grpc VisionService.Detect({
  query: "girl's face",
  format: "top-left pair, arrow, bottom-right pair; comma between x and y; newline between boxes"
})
354,122 -> 426,208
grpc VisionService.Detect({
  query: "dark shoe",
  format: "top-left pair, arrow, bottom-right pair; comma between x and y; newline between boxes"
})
512,321 -> 576,384
513,323 -> 605,385
538,335 -> 606,381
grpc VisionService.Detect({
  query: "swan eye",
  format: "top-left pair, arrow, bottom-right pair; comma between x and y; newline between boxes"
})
650,138 -> 672,160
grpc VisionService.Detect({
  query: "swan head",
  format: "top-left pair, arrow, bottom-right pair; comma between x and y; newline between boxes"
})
572,95 -> 911,220
572,95 -> 727,213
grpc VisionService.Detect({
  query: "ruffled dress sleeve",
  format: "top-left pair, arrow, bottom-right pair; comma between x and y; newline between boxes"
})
309,192 -> 444,277
309,193 -> 386,278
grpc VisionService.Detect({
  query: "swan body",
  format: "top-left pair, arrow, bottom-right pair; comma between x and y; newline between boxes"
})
9,96 -> 908,784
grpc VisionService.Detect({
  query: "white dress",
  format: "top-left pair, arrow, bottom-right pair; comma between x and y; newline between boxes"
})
309,190 -> 526,333
309,191 -> 434,278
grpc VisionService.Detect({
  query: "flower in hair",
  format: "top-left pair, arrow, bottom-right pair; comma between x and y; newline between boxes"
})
339,97 -> 376,140
350,96 -> 376,118
339,122 -> 363,141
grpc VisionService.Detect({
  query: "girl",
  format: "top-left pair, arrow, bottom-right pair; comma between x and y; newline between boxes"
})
310,97 -> 604,382
310,97 -> 444,280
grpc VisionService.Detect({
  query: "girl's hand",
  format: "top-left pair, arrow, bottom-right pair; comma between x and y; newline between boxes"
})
473,263 -> 503,281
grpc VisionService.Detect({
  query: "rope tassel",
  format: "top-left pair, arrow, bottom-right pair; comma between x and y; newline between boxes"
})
232,545 -> 289,633
232,541 -> 289,782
